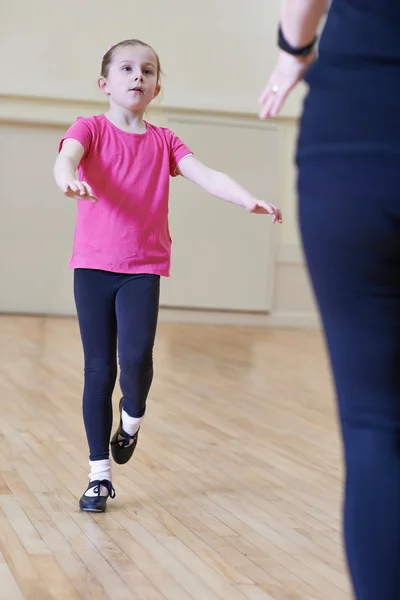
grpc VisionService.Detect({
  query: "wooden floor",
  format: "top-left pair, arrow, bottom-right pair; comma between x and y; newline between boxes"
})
0,315 -> 351,600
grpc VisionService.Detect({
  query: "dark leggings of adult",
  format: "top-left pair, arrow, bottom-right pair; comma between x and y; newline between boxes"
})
298,152 -> 400,599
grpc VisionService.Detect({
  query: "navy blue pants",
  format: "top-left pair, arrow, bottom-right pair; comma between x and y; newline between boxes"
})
298,154 -> 400,599
74,269 -> 160,461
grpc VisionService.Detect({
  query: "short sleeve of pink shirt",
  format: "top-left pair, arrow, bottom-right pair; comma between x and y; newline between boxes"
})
58,114 -> 193,276
59,116 -> 93,158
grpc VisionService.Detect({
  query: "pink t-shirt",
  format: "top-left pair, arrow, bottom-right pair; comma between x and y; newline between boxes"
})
59,114 -> 192,276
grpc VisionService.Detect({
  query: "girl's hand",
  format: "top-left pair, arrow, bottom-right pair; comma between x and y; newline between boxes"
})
247,200 -> 283,224
62,180 -> 98,202
258,50 -> 315,119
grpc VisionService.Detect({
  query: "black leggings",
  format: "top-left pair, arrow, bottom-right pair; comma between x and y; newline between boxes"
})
74,269 -> 160,461
298,154 -> 400,599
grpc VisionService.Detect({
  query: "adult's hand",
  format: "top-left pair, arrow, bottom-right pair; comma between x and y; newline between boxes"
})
258,50 -> 315,119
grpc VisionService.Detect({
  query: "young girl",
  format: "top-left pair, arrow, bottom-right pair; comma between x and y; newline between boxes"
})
54,38 -> 282,512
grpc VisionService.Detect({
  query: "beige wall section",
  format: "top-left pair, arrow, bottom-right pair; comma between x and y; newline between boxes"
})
280,120 -> 301,248
1,0 -> 307,118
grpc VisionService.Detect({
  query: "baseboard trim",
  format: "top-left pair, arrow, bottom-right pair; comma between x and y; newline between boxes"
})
265,310 -> 321,329
0,307 -> 321,329
158,307 -> 320,329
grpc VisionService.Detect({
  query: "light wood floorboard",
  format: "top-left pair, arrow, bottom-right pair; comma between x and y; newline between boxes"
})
0,315 -> 350,599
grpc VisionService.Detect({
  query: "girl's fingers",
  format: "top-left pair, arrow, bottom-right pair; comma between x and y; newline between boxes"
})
63,181 -> 97,201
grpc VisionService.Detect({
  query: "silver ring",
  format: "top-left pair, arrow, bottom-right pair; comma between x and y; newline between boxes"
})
271,84 -> 279,94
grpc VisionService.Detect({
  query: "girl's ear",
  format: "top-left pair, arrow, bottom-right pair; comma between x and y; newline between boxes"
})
98,77 -> 110,95
153,84 -> 161,99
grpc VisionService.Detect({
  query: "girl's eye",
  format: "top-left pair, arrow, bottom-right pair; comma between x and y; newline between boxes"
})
122,66 -> 132,72
144,69 -> 153,76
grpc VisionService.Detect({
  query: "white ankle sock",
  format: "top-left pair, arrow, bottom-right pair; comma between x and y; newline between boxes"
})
121,409 -> 143,437
86,459 -> 112,497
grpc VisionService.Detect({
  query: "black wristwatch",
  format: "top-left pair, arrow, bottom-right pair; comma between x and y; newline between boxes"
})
278,24 -> 317,57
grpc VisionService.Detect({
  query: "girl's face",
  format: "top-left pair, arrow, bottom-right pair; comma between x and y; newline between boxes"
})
99,45 -> 160,111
